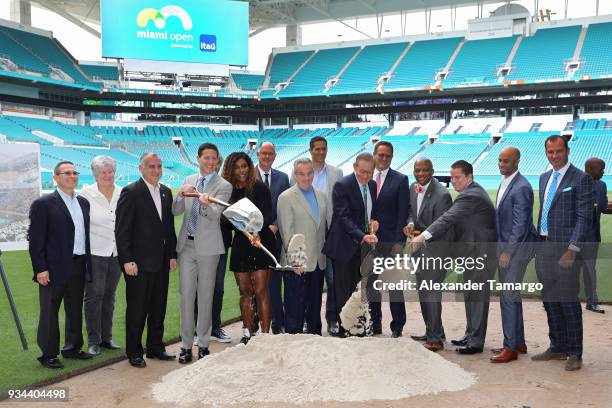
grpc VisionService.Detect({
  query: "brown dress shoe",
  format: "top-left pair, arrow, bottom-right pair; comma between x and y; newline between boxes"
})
531,348 -> 567,361
565,356 -> 582,371
423,342 -> 444,352
490,348 -> 518,363
491,343 -> 527,355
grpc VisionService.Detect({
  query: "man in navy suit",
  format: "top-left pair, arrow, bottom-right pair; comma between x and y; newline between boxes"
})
491,147 -> 537,363
580,157 -> 612,314
256,141 -> 290,334
532,135 -> 594,371
323,152 -> 378,335
368,141 -> 409,337
29,161 -> 93,369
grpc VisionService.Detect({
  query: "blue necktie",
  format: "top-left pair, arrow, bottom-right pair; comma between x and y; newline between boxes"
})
187,176 -> 206,236
540,171 -> 560,233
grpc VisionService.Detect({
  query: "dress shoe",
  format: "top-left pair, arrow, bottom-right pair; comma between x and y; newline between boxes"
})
211,328 -> 232,342
565,355 -> 582,371
491,344 -> 527,355
146,351 -> 176,361
455,346 -> 483,355
451,338 -> 468,347
391,331 -> 402,338
271,326 -> 284,335
531,348 -> 567,361
372,326 -> 383,336
88,345 -> 101,355
490,348 -> 518,363
410,334 -> 427,342
423,343 -> 444,352
37,356 -> 64,369
62,350 -> 94,360
586,304 -> 605,314
327,322 -> 339,336
198,347 -> 210,359
178,348 -> 192,364
129,357 -> 146,368
100,340 -> 121,350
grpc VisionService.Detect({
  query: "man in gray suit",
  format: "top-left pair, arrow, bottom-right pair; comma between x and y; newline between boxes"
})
404,158 -> 452,352
410,160 -> 497,355
173,143 -> 232,363
309,136 -> 343,335
277,158 -> 327,335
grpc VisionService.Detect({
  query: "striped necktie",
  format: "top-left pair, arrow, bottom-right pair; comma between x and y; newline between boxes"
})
187,176 -> 206,236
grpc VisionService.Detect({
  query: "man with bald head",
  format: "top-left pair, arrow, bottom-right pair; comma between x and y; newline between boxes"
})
581,157 -> 612,313
490,147 -> 537,363
403,158 -> 452,351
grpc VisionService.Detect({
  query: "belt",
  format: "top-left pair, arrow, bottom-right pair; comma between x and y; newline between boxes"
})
73,254 -> 85,259
187,236 -> 194,241
539,235 -> 550,241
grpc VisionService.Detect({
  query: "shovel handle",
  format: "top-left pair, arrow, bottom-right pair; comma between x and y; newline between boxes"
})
181,192 -> 230,207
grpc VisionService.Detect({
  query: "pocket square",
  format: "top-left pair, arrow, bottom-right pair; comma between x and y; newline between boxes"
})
562,187 -> 572,192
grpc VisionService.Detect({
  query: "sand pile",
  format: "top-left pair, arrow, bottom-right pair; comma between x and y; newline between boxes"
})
152,334 -> 475,405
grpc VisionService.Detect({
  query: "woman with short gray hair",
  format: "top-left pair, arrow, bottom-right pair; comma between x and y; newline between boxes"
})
79,155 -> 122,355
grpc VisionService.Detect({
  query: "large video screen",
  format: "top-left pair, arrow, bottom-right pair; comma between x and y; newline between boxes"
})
101,0 -> 248,66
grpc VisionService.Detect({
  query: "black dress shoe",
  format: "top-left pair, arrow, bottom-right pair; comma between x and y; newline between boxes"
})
456,346 -> 483,355
410,334 -> 427,341
272,326 -> 284,335
198,347 -> 210,359
129,357 -> 146,368
372,326 -> 383,335
100,340 -> 121,350
451,338 -> 468,346
38,356 -> 64,369
392,331 -> 403,338
178,348 -> 192,364
146,351 -> 176,360
586,304 -> 605,314
62,350 -> 94,360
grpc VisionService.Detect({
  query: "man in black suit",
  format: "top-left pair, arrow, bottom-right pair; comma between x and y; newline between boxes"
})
410,160 -> 497,355
29,161 -> 94,369
115,153 -> 178,368
323,152 -> 378,335
368,141 -> 410,337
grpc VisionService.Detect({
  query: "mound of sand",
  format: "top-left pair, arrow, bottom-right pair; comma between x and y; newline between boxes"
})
152,334 -> 475,405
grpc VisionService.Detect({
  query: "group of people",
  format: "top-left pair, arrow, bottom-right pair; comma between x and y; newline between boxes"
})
29,133 -> 609,373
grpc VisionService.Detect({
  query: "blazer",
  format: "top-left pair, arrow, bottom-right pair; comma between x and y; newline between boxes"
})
256,167 -> 290,225
495,172 -> 538,258
115,178 -> 178,273
375,168 -> 410,244
323,174 -> 377,262
28,190 -> 92,287
408,177 -> 453,242
537,164 -> 594,248
173,173 -> 232,256
592,179 -> 611,242
277,184 -> 327,271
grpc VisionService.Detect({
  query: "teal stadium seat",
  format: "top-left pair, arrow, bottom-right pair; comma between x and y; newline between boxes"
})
577,22 -> 612,79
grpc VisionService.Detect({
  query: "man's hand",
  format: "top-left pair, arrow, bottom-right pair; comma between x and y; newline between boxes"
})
124,262 -> 138,276
403,223 -> 414,237
179,184 -> 196,197
559,250 -> 576,269
498,252 -> 511,269
198,193 -> 210,207
169,258 -> 178,272
608,201 -> 612,211
369,220 -> 379,234
269,224 -> 278,235
36,271 -> 50,286
293,267 -> 305,276
409,234 -> 426,255
362,234 -> 378,245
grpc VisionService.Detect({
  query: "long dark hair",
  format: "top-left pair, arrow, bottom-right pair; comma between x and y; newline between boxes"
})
221,152 -> 257,198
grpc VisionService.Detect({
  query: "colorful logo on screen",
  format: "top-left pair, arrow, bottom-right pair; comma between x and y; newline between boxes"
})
136,6 -> 192,30
200,35 -> 217,52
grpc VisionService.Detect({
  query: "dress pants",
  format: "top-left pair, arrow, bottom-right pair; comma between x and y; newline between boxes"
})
269,234 -> 284,331
124,261 -> 170,359
333,251 -> 362,326
211,252 -> 228,331
498,255 -> 530,351
38,256 -> 86,358
283,267 -> 325,335
324,257 -> 337,324
416,268 -> 447,344
579,243 -> 600,305
179,240 -> 219,349
462,265 -> 494,349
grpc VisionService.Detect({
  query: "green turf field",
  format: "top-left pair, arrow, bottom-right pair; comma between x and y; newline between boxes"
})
0,190 -> 610,395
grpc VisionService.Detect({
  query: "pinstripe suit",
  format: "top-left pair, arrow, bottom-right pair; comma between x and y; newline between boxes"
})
536,163 -> 594,357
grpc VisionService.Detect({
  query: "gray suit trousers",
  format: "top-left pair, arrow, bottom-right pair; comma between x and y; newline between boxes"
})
179,240 -> 219,349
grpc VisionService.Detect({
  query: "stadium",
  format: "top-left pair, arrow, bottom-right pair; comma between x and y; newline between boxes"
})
0,0 -> 611,406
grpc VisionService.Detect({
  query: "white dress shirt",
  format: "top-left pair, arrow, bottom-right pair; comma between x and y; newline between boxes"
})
373,167 -> 389,194
258,166 -> 272,188
496,170 -> 519,207
540,161 -> 571,237
143,178 -> 162,220
79,184 -> 121,257
416,180 -> 432,217
58,188 -> 86,255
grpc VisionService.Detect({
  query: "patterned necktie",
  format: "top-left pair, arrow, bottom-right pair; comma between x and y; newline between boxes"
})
540,171 -> 560,233
362,184 -> 369,233
376,172 -> 382,197
187,176 -> 206,236
415,184 -> 424,194
264,173 -> 270,189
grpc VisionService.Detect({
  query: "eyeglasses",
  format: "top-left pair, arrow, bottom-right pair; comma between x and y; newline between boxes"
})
57,171 -> 79,176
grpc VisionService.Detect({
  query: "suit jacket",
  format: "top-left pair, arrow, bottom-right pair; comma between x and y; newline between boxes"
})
323,174 -> 377,262
277,185 -> 327,271
592,179 -> 611,242
173,173 -> 232,256
28,190 -> 92,287
408,177 -> 453,242
537,164 -> 594,248
257,167 -> 289,225
495,172 -> 538,258
115,178 -> 177,273
375,168 -> 410,244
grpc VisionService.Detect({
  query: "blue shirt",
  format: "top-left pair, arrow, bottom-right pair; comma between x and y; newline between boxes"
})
58,188 -> 86,255
313,165 -> 328,194
300,187 -> 319,225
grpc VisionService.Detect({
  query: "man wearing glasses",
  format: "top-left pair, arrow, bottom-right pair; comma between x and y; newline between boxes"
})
29,161 -> 94,369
